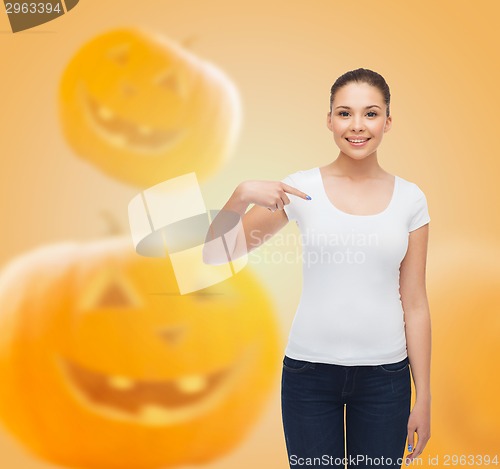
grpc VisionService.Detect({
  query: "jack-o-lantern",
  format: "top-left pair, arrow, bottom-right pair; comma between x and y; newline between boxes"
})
58,28 -> 241,188
0,236 -> 281,468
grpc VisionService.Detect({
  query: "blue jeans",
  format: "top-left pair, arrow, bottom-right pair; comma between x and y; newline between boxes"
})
281,355 -> 411,468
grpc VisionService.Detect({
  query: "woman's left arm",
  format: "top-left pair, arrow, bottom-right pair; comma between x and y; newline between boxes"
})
399,223 -> 432,464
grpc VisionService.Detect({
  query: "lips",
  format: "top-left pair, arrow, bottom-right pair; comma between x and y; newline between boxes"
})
346,137 -> 370,142
345,137 -> 371,147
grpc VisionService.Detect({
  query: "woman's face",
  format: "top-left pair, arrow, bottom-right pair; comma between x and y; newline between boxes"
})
327,82 -> 392,160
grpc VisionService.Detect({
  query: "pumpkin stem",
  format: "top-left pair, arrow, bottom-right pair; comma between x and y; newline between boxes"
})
100,210 -> 124,235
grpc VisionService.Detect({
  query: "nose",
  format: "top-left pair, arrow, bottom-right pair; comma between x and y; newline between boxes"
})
121,80 -> 137,97
350,115 -> 366,132
158,325 -> 186,345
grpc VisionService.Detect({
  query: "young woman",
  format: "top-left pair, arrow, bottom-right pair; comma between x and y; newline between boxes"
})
204,68 -> 431,468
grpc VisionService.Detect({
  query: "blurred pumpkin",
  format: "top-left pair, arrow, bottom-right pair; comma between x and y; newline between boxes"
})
58,28 -> 241,188
0,236 -> 281,469
418,239 -> 500,466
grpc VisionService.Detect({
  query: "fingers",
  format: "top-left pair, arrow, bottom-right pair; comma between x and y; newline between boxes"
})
268,194 -> 288,212
412,434 -> 430,459
405,429 -> 415,466
407,429 -> 415,456
405,431 -> 430,465
281,193 -> 290,207
281,182 -> 311,200
267,183 -> 303,212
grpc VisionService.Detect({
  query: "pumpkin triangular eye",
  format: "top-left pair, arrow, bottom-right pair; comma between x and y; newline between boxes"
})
108,43 -> 130,65
78,267 -> 142,312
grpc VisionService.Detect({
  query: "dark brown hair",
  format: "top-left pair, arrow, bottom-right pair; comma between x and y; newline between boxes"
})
329,68 -> 391,118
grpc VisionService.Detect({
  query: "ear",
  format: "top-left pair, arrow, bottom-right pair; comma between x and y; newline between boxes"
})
326,111 -> 333,131
384,115 -> 393,133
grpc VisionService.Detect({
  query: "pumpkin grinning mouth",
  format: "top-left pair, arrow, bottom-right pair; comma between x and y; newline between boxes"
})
55,346 -> 257,425
79,82 -> 188,153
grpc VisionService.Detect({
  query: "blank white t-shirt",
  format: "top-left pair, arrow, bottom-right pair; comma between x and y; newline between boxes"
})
281,166 -> 431,366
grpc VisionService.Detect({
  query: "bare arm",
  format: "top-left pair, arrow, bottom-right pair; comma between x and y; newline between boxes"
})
202,179 -> 310,265
400,222 -> 431,462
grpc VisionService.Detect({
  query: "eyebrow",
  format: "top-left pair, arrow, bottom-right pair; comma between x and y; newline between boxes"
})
334,105 -> 382,110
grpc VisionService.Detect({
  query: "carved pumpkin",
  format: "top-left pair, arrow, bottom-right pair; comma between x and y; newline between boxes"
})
0,236 -> 281,468
58,28 -> 241,188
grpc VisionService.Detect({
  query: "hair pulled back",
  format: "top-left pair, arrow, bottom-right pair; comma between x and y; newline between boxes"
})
330,68 -> 391,118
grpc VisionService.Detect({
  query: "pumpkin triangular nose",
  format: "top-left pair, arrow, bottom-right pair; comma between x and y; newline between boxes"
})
97,282 -> 131,307
155,70 -> 181,94
158,325 -> 186,344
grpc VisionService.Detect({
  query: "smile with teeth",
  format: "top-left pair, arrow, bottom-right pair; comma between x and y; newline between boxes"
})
346,137 -> 370,146
56,345 -> 255,426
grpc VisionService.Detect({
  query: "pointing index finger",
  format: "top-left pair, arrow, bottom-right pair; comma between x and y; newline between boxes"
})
281,182 -> 311,200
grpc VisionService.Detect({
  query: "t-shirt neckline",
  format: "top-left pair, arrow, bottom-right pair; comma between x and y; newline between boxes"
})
316,166 -> 399,218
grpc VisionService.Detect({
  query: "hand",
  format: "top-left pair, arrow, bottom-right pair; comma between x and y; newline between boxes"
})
238,180 -> 311,212
405,400 -> 431,465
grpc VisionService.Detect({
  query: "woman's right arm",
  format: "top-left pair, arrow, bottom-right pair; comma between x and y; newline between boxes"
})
202,179 -> 310,265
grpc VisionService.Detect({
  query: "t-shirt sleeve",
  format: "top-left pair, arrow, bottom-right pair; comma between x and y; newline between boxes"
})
280,174 -> 298,222
409,185 -> 431,232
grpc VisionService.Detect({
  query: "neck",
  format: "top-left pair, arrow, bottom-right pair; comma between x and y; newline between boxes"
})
326,151 -> 386,180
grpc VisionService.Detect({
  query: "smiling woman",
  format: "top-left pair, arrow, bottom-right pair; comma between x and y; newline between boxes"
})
198,67 -> 431,468
277,68 -> 432,469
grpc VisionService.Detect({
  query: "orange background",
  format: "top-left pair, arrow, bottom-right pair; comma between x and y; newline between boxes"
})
1,0 -> 499,468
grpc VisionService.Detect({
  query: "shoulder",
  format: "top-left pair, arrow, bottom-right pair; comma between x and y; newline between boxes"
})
397,175 -> 431,231
281,166 -> 318,185
396,174 -> 429,201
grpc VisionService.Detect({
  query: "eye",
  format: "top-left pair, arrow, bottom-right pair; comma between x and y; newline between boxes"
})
107,44 -> 130,66
78,268 -> 143,312
337,111 -> 378,117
